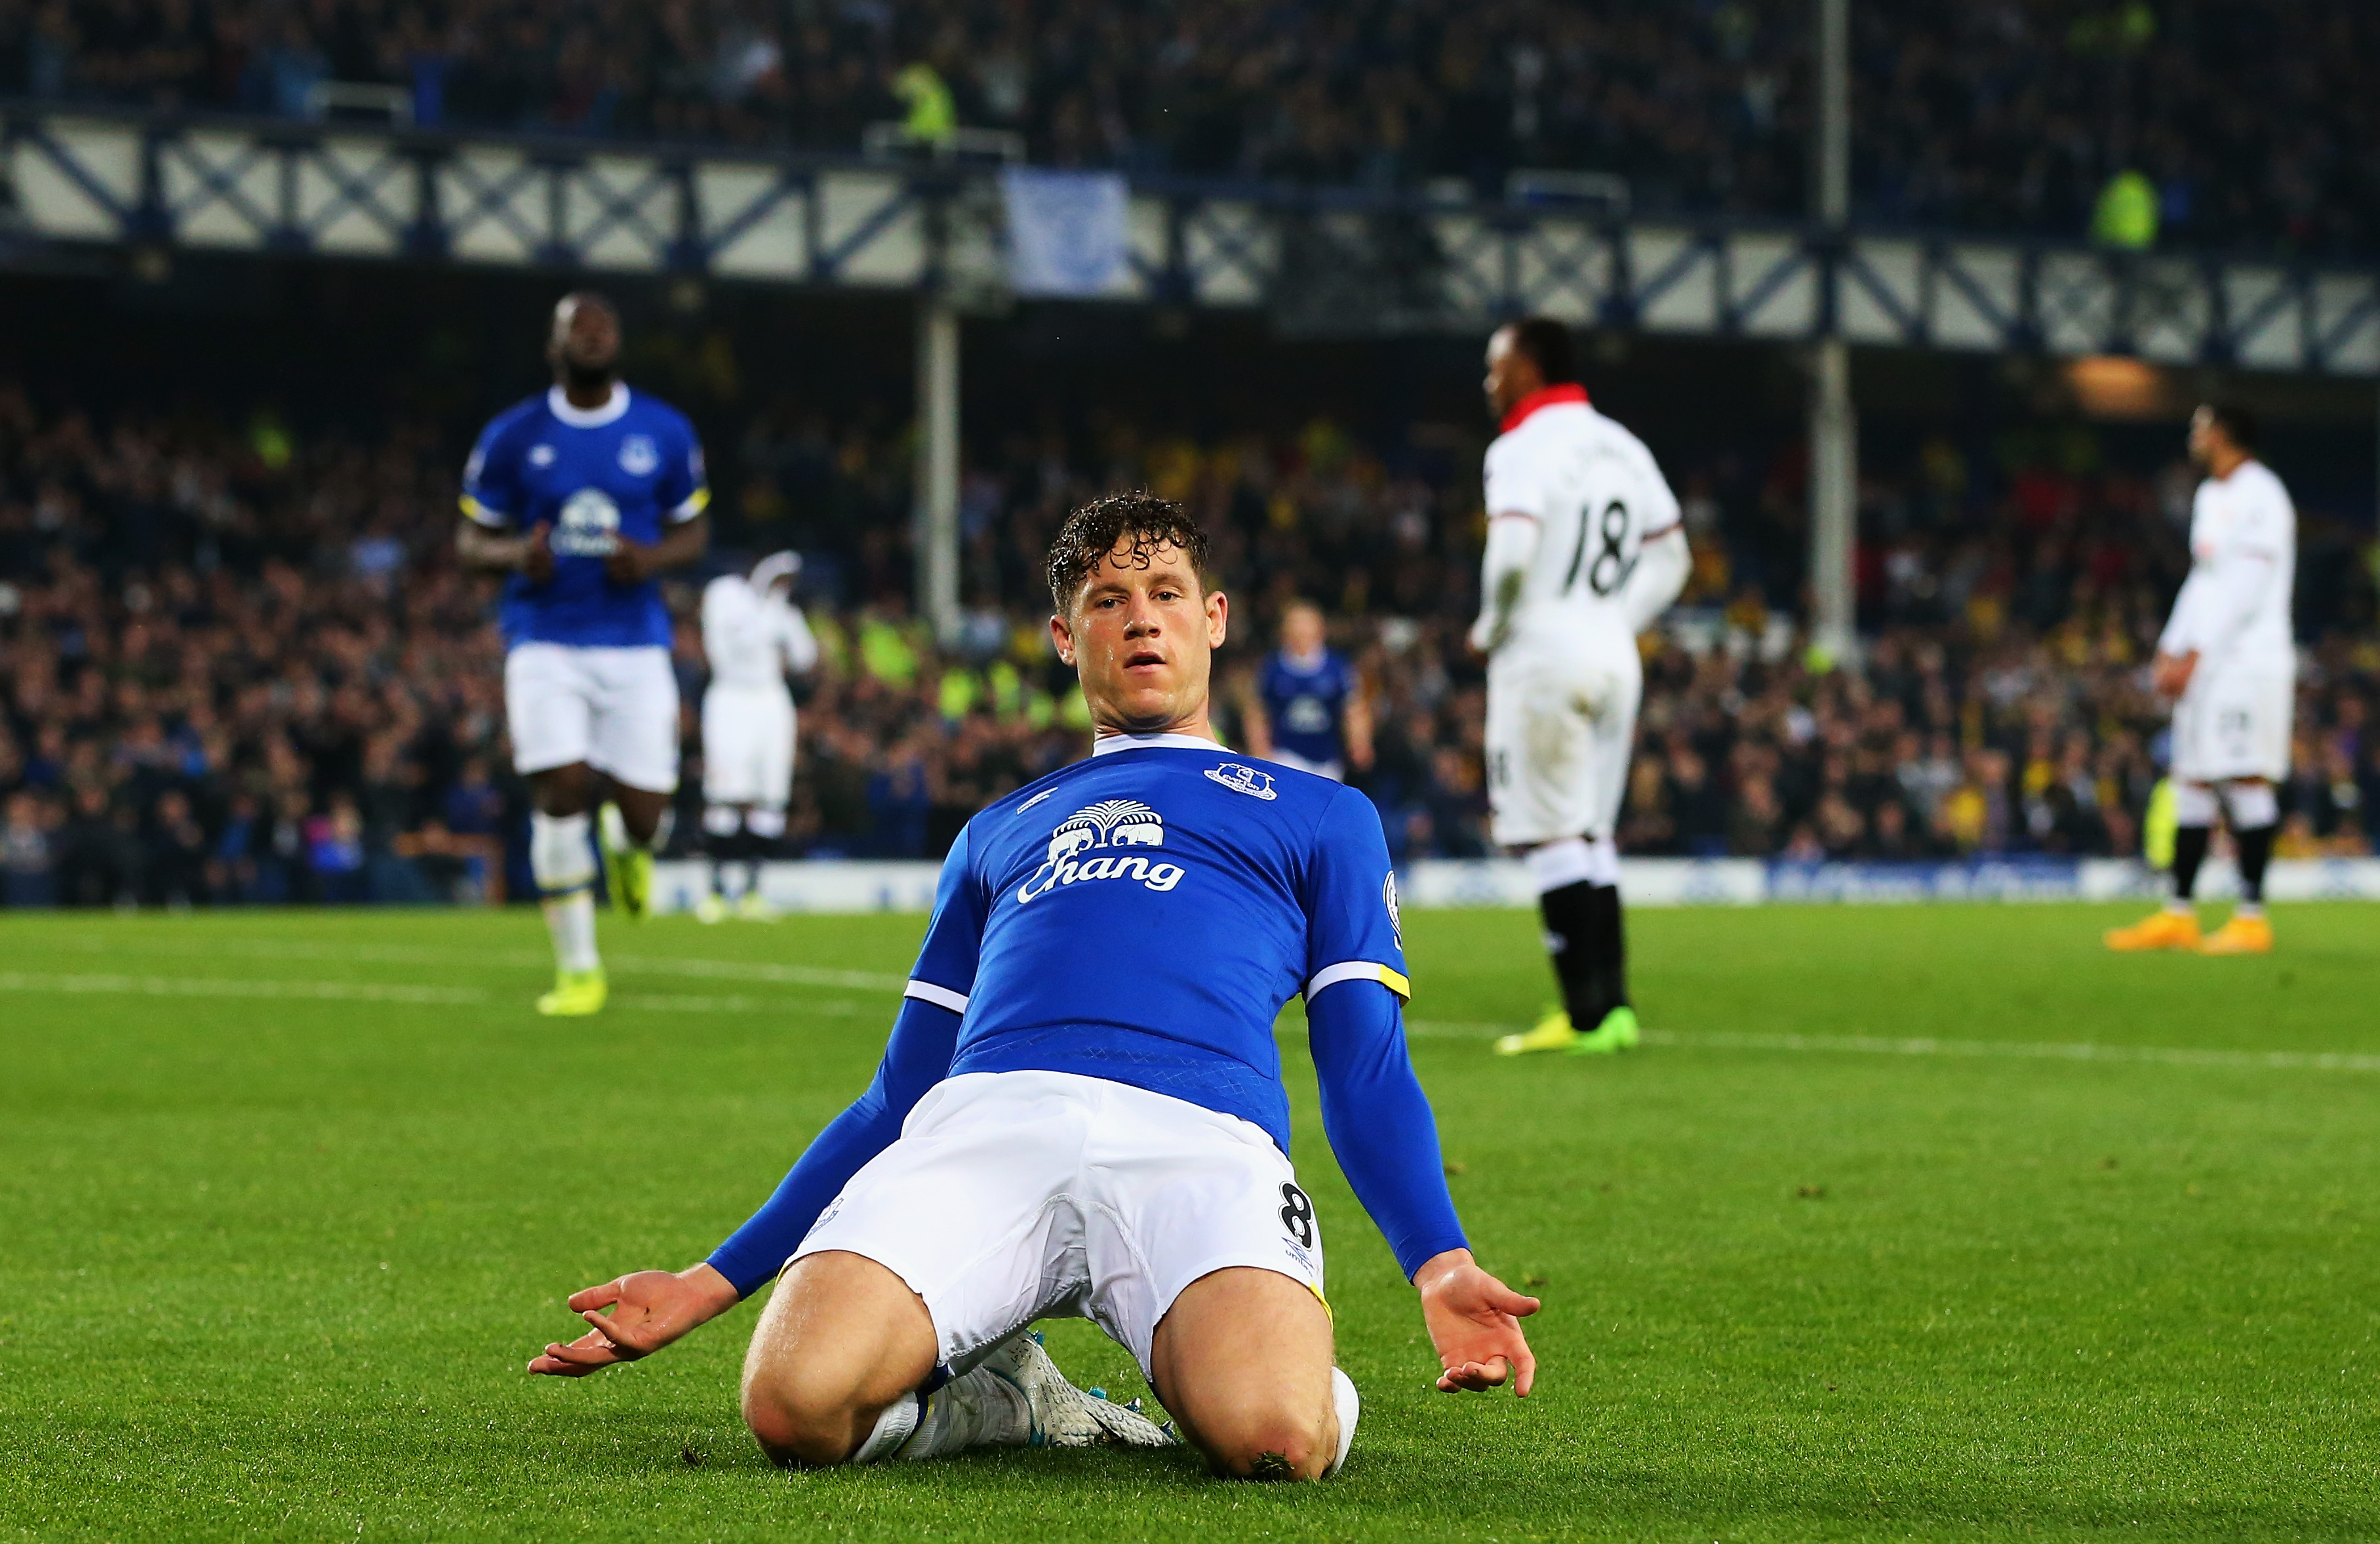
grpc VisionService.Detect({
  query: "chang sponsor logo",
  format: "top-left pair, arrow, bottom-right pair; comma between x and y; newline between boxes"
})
552,487 -> 623,556
1017,798 -> 1185,903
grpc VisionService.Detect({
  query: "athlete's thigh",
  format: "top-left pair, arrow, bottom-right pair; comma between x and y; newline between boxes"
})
2183,668 -> 2290,782
759,701 -> 797,801
1494,650 -> 1598,843
701,688 -> 766,803
743,1248 -> 938,1421
504,642 -> 595,776
585,646 -> 681,795
1081,1081 -> 1328,1377
1587,660 -> 1643,838
1486,652 -> 1581,841
795,1071 -> 1092,1375
1148,1267 -> 1335,1465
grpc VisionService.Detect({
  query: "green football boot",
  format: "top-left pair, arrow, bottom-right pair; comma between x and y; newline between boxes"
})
598,802 -> 651,920
536,967 -> 608,1017
1494,1008 -> 1579,1056
1566,1004 -> 1641,1056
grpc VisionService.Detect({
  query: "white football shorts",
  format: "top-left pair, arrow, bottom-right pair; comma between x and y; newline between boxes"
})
792,1069 -> 1327,1381
702,683 -> 795,806
504,641 -> 681,793
2172,663 -> 2293,784
1484,636 -> 1642,847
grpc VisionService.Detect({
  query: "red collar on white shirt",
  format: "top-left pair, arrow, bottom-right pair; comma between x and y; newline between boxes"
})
1499,382 -> 1588,433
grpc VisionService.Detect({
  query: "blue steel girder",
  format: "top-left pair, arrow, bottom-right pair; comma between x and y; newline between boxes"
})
294,142 -> 416,248
4,105 -> 2377,374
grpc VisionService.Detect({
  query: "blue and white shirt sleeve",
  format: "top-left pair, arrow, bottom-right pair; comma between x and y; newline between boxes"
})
459,418 -> 519,529
705,828 -> 983,1296
1302,785 -> 1409,1002
1299,787 -> 1467,1277
655,416 -> 711,525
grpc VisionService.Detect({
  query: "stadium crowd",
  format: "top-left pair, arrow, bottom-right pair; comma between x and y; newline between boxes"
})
4,1 -> 2377,256
1,374 -> 2377,907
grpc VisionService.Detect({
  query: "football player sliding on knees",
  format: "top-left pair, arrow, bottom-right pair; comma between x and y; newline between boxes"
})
530,494 -> 1538,1478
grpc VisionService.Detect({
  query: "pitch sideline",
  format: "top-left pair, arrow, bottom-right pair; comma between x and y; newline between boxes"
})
11,950 -> 2373,1074
1402,1018 -> 2380,1073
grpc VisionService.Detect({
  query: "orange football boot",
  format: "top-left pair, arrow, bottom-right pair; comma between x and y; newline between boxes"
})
2194,913 -> 2274,955
2103,909 -> 2200,952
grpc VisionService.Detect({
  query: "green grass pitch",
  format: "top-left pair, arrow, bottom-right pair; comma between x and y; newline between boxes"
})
3,902 -> 2376,1541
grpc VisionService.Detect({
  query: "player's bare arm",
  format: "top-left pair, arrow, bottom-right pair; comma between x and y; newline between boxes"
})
606,509 -> 710,584
458,519 -> 554,582
2152,649 -> 2199,696
1343,688 -> 1374,773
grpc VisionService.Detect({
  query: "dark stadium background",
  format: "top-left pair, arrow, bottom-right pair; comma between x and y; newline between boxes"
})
2,1 -> 2378,909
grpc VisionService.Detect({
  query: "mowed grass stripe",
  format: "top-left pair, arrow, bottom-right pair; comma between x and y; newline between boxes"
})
0,970 -> 488,1005
0,970 -> 869,1019
7,960 -> 2373,1073
1404,1018 -> 2380,1072
39,930 -> 910,991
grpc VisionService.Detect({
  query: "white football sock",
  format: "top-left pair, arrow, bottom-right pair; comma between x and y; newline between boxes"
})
851,1369 -> 1030,1463
1324,1366 -> 1359,1478
530,811 -> 600,973
909,1366 -> 1032,1457
543,892 -> 599,973
745,805 -> 787,840
851,1392 -> 923,1463
701,804 -> 742,839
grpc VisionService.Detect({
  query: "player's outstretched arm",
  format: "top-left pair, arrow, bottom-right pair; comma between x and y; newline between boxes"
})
1413,1248 -> 1540,1396
528,1263 -> 740,1376
1306,976 -> 1539,1396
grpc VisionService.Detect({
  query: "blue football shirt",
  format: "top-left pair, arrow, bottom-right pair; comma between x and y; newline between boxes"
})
1259,648 -> 1359,768
702,728 -> 1468,1292
460,384 -> 709,650
905,732 -> 1408,1152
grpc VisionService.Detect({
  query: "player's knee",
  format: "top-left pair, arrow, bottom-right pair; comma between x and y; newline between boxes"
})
740,1373 -> 865,1468
1196,1398 -> 1334,1482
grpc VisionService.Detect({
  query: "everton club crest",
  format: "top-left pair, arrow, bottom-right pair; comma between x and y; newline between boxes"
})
1204,762 -> 1277,801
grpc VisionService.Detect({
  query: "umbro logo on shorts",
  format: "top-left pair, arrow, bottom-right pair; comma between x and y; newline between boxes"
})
1204,762 -> 1277,800
1017,799 -> 1186,903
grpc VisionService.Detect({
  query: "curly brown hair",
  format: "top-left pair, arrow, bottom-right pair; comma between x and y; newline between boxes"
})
1044,491 -> 1213,614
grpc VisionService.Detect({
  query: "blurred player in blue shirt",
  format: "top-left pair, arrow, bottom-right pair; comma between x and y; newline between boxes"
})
530,495 -> 1538,1481
1242,600 -> 1371,782
456,292 -> 709,1016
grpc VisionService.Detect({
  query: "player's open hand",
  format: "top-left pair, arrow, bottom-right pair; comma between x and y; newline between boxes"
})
522,523 -> 557,584
527,1263 -> 740,1377
605,538 -> 656,585
1413,1248 -> 1539,1396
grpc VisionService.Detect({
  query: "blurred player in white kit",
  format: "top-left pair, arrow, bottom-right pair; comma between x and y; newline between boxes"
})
1469,319 -> 1690,1058
696,551 -> 818,922
2105,402 -> 2295,956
